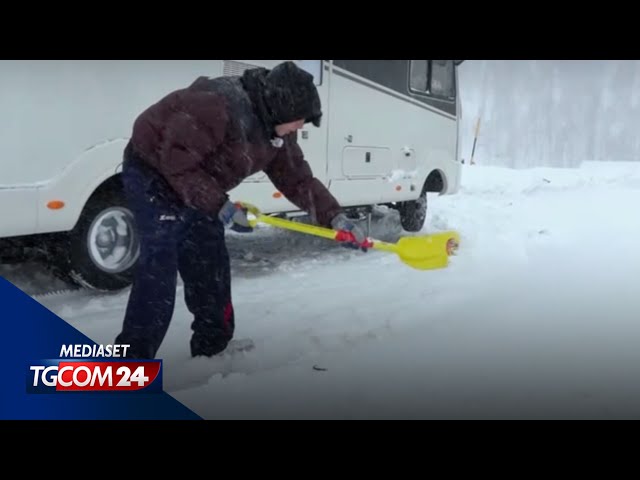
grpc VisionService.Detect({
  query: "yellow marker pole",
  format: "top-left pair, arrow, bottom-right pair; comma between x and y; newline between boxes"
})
470,116 -> 481,166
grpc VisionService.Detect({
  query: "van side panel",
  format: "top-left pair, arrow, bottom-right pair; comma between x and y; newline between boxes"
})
0,188 -> 38,238
327,61 -> 459,207
0,61 -> 225,186
35,140 -> 129,235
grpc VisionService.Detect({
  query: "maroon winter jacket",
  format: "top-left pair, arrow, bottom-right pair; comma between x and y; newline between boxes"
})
128,67 -> 342,227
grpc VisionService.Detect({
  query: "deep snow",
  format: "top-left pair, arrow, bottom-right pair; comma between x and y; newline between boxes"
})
4,161 -> 640,419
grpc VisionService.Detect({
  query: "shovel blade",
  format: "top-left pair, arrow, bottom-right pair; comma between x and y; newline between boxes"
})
392,231 -> 460,270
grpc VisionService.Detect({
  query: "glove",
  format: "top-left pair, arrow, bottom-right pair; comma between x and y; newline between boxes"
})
330,213 -> 369,252
218,200 -> 253,233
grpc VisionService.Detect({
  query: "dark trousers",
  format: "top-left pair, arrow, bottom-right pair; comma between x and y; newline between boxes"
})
115,154 -> 234,359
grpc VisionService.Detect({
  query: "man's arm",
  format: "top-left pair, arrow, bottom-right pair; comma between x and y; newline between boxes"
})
153,91 -> 229,216
263,133 -> 342,227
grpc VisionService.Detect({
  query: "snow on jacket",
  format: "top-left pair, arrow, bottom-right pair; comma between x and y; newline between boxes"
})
127,65 -> 341,227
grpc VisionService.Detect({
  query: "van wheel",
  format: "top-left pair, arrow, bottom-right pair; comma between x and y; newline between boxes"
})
398,189 -> 427,232
52,188 -> 140,291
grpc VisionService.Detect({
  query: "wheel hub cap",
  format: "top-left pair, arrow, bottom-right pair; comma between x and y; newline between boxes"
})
87,207 -> 139,273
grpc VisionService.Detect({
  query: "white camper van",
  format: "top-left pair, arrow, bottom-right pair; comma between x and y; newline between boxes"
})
0,60 -> 464,291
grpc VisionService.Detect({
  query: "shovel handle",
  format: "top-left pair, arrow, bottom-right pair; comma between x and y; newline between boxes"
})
239,201 -> 374,248
241,202 -> 342,240
236,201 -> 459,270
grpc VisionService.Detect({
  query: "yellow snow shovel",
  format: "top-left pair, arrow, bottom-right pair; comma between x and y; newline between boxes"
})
238,202 -> 460,271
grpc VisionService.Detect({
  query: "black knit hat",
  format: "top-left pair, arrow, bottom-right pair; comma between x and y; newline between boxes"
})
263,61 -> 322,127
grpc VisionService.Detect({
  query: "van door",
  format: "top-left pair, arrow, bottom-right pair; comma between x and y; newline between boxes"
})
294,60 -> 329,184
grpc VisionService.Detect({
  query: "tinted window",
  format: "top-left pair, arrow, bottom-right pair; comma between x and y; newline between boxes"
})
430,60 -> 455,98
410,60 -> 428,93
409,60 -> 455,99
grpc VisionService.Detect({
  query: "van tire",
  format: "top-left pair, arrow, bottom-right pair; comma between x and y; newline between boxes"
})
51,187 -> 139,292
398,189 -> 427,232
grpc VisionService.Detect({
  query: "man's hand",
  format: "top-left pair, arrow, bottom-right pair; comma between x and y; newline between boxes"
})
330,213 -> 368,252
218,200 -> 253,233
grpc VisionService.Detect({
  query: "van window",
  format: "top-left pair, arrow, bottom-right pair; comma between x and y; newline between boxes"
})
409,60 -> 429,93
430,60 -> 455,99
409,60 -> 455,100
297,60 -> 323,86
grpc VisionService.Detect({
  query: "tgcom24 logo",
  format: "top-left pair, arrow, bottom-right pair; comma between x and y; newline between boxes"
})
26,344 -> 163,393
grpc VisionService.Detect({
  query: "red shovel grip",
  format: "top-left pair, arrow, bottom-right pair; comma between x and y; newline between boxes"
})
335,230 -> 374,249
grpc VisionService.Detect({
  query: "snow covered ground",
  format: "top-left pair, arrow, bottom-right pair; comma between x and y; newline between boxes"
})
4,161 -> 640,419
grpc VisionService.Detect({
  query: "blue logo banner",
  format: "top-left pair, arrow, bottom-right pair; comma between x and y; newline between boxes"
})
0,277 -> 201,420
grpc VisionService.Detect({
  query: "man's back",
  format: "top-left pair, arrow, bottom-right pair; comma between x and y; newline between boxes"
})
126,70 -> 292,215
124,64 -> 341,225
